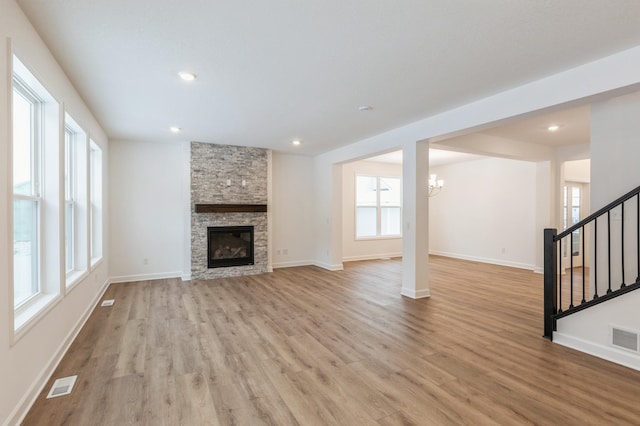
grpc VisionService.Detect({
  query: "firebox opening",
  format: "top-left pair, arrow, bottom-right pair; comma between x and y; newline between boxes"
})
207,226 -> 254,268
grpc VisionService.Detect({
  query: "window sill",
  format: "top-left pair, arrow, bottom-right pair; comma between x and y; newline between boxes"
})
13,293 -> 62,343
66,269 -> 88,292
90,256 -> 104,270
355,235 -> 402,241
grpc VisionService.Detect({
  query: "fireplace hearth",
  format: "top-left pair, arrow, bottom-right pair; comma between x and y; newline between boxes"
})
207,226 -> 254,268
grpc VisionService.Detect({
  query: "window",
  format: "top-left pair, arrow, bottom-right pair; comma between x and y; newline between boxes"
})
12,78 -> 42,307
355,175 -> 402,238
64,113 -> 88,286
64,127 -> 75,273
90,140 -> 103,264
12,54 -> 61,333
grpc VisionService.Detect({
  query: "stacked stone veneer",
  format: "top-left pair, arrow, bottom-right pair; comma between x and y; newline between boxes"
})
191,142 -> 268,279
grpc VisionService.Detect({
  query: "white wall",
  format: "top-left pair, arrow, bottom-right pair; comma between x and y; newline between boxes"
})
109,147 -> 316,274
342,160 -> 403,261
564,159 -> 591,182
271,153 -> 315,268
109,140 -> 187,282
313,45 -> 640,296
556,90 -> 640,369
0,1 -> 109,424
428,157 -> 538,270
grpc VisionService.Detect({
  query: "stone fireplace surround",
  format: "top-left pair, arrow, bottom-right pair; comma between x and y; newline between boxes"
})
190,142 -> 269,279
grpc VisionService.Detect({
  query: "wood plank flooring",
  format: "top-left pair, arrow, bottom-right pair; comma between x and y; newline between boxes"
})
23,256 -> 640,425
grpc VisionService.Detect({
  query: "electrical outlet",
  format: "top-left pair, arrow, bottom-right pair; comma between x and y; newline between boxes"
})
143,258 -> 149,265
283,249 -> 288,255
277,249 -> 281,255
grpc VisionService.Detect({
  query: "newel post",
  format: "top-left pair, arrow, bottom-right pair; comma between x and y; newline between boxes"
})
544,228 -> 558,340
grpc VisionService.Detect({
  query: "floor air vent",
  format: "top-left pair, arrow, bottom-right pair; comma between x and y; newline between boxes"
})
101,299 -> 115,307
611,326 -> 639,352
46,375 -> 77,399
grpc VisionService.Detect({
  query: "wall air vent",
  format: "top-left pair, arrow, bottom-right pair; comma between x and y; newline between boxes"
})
46,375 -> 77,399
611,326 -> 639,352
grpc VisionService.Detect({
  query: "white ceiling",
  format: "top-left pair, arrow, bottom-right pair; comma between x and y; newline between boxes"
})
480,105 -> 591,146
17,0 -> 640,155
366,150 -> 486,167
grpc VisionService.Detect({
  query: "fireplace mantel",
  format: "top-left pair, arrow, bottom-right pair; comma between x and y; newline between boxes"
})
195,204 -> 267,213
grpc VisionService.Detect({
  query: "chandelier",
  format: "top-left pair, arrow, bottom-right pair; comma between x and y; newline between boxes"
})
428,174 -> 444,197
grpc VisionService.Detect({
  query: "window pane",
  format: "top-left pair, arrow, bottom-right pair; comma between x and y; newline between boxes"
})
356,207 -> 377,237
381,207 -> 401,236
65,201 -> 74,272
65,129 -> 72,200
14,199 -> 38,306
356,176 -> 377,206
13,88 -> 33,195
380,177 -> 401,206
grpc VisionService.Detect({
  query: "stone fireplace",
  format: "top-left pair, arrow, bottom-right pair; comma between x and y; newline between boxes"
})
190,142 -> 269,279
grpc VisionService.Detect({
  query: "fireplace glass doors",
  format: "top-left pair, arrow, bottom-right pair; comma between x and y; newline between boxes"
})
207,226 -> 254,268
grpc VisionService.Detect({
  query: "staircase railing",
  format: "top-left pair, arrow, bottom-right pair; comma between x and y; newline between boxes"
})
544,184 -> 640,340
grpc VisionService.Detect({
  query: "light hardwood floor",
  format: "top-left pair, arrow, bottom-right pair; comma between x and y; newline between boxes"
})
23,256 -> 640,425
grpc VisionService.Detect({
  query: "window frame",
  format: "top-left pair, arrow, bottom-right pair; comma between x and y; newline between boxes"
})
64,126 -> 76,274
11,53 -> 63,337
63,113 -> 89,289
12,75 -> 44,311
89,140 -> 103,266
355,174 -> 403,240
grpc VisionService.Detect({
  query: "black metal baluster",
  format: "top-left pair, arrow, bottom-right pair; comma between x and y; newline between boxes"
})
594,218 -> 599,299
558,239 -> 562,313
581,225 -> 586,304
621,203 -> 626,288
637,194 -> 639,282
608,210 -> 612,294
570,234 -> 574,308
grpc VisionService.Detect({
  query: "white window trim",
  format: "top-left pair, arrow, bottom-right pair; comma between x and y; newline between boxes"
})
65,126 -> 76,275
89,140 -> 103,266
63,113 -> 88,287
11,53 -> 61,338
12,72 -> 44,311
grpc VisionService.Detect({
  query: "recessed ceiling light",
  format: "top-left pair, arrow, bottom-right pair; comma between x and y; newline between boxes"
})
170,126 -> 181,133
292,140 -> 301,146
547,125 -> 560,132
178,71 -> 196,81
358,105 -> 373,111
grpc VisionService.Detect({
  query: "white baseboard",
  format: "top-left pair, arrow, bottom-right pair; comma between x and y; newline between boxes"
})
181,273 -> 192,281
6,278 -> 110,426
401,287 -> 431,299
272,260 -> 314,269
313,261 -> 344,271
342,252 -> 402,262
553,332 -> 640,372
429,250 -> 536,271
108,271 -> 184,284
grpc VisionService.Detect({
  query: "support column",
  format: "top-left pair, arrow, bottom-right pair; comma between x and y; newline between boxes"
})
401,140 -> 430,298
